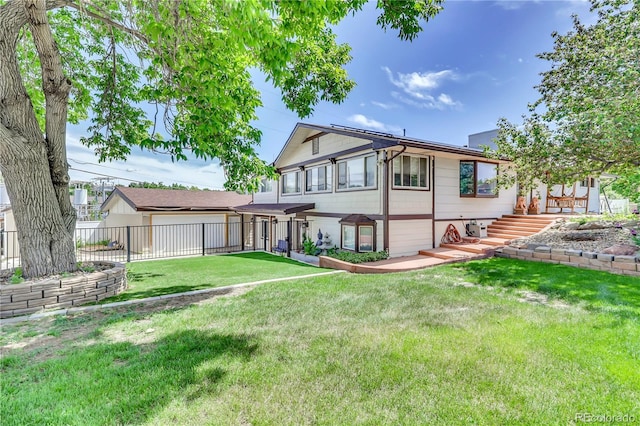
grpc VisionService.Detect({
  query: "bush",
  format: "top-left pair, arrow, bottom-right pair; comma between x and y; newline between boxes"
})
326,250 -> 389,264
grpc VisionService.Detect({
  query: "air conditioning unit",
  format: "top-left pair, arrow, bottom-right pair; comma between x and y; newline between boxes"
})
468,223 -> 487,238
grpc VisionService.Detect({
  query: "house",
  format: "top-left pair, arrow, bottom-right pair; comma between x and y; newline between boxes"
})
236,123 -> 519,258
468,130 -> 601,214
100,187 -> 251,253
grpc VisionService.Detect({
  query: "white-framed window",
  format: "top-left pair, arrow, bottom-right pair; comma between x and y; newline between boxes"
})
305,164 -> 332,193
337,154 -> 376,190
392,154 -> 430,189
282,171 -> 301,195
358,226 -> 374,252
259,178 -> 273,193
312,137 -> 319,155
342,225 -> 356,250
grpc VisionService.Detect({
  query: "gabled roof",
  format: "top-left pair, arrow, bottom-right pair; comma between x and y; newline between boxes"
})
101,187 -> 251,212
273,122 -> 496,168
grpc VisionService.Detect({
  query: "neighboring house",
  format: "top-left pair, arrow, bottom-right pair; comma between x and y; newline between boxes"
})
468,129 -> 601,214
236,123 -> 519,258
101,187 -> 251,253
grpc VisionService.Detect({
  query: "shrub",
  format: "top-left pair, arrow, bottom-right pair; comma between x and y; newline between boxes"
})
326,250 -> 389,264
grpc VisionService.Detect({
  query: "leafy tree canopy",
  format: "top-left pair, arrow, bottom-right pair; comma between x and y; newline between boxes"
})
488,0 -> 639,193
12,0 -> 443,193
126,182 -> 204,191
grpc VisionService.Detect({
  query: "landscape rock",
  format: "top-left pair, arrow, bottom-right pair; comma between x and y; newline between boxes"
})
600,244 -> 639,256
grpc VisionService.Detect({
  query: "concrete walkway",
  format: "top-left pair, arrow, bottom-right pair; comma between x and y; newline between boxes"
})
0,270 -> 345,325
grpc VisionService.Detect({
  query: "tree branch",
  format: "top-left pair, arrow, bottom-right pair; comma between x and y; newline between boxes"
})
61,0 -> 150,45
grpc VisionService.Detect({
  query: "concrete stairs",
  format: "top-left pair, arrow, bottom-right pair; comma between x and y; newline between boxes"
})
419,214 -> 558,262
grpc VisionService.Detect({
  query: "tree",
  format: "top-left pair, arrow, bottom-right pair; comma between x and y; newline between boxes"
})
489,0 -> 639,192
0,0 -> 442,278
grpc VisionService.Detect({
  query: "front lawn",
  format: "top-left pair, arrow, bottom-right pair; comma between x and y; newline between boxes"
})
1,258 -> 638,425
108,251 -> 331,303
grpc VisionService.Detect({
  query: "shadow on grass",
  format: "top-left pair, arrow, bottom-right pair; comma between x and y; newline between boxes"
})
450,257 -> 640,320
2,329 -> 257,425
224,251 -> 319,267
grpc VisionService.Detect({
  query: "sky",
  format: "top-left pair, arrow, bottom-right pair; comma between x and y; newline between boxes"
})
66,0 -> 596,190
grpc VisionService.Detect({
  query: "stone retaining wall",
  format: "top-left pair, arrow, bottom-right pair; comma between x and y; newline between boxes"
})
496,246 -> 640,277
0,262 -> 127,319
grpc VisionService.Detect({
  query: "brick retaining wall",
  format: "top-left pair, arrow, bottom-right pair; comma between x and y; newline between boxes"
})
496,246 -> 640,277
0,262 -> 127,319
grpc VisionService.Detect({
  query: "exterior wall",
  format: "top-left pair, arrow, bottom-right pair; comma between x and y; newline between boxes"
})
151,213 -> 238,252
3,209 -> 18,259
279,151 -> 383,216
434,157 -> 516,219
388,219 -> 432,257
105,197 -> 137,214
253,179 -> 278,204
276,132 -> 371,169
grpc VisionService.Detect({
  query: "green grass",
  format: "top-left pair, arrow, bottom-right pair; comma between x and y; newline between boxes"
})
1,258 -> 639,425
109,252 -> 330,303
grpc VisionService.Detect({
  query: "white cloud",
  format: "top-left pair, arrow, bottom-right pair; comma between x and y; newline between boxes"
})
391,91 -> 461,111
65,133 -> 227,189
371,101 -> 399,110
383,66 -> 462,110
347,114 -> 402,134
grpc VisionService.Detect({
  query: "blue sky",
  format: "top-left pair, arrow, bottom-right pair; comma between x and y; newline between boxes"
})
67,0 -> 595,189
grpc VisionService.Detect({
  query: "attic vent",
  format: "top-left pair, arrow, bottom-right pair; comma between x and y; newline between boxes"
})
312,137 -> 319,155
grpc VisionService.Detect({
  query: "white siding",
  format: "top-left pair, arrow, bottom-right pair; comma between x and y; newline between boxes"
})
388,220 -> 432,257
106,197 -> 137,214
151,213 -> 232,252
434,157 -> 516,220
276,133 -> 371,168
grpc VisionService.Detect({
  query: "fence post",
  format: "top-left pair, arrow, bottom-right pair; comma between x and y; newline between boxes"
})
241,215 -> 245,251
287,218 -> 292,257
202,223 -> 206,256
126,226 -> 131,263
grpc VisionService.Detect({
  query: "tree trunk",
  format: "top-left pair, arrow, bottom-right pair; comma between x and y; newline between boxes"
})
0,0 -> 77,278
0,132 -> 77,278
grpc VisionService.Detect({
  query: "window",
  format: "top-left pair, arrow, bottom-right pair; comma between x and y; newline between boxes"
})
339,214 -> 376,252
337,155 -> 376,190
259,178 -> 273,193
460,161 -> 498,197
305,164 -> 332,193
358,226 -> 374,252
580,177 -> 596,188
392,154 -> 430,189
312,137 -> 319,155
282,171 -> 301,194
342,225 -> 356,250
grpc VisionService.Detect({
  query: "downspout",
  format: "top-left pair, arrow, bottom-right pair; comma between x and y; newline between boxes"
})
431,156 -> 436,248
383,146 -> 407,252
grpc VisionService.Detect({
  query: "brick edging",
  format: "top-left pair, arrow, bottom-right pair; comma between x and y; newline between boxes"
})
0,262 -> 127,319
495,246 -> 640,276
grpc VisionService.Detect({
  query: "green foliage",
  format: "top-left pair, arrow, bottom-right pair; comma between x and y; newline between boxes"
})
9,0 -> 442,193
10,268 -> 24,284
302,234 -> 319,256
610,169 -> 640,204
488,0 -> 639,190
126,182 -> 203,190
327,250 -> 389,264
